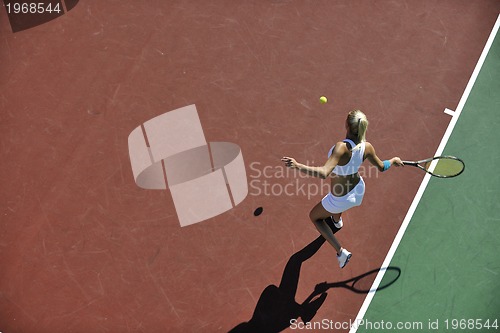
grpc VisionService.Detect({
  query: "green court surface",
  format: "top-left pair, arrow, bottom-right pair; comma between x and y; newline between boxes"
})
356,18 -> 500,333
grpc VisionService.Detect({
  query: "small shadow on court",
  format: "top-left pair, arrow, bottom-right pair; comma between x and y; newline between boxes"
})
228,218 -> 402,333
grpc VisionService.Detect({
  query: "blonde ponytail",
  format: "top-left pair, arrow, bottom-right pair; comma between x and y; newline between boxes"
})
347,110 -> 369,145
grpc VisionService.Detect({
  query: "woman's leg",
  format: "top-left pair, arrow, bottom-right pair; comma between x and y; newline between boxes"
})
332,213 -> 342,225
309,202 -> 343,255
324,213 -> 343,230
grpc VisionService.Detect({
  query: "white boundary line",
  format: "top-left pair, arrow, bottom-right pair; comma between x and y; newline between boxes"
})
444,108 -> 456,116
349,13 -> 500,333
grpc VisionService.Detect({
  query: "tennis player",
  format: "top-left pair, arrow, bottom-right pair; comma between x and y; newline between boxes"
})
281,110 -> 403,268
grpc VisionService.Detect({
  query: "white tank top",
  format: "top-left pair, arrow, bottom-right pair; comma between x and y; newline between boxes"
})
327,139 -> 365,176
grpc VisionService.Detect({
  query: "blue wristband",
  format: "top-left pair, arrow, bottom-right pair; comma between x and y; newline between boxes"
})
383,160 -> 391,171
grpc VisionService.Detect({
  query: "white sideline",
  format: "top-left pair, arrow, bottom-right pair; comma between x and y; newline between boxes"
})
444,108 -> 455,116
349,13 -> 500,333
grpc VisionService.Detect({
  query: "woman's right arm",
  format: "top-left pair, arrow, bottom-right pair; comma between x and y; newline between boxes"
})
365,142 -> 403,172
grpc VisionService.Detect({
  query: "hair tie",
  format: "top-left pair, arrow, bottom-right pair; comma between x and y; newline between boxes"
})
358,118 -> 362,126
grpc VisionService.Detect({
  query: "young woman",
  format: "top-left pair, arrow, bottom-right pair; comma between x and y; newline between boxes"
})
281,110 -> 403,268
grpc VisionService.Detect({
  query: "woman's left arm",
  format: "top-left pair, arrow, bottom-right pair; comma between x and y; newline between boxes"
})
282,143 -> 345,179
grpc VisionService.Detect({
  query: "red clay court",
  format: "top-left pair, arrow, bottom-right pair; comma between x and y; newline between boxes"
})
1,1 -> 499,332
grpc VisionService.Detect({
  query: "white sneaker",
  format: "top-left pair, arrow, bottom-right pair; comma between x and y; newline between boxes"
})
333,217 -> 343,229
337,248 -> 352,268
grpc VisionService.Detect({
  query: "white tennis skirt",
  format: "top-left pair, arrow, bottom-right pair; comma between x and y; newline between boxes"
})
321,177 -> 365,214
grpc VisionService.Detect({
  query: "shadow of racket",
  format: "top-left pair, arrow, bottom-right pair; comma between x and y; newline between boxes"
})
309,266 -> 402,298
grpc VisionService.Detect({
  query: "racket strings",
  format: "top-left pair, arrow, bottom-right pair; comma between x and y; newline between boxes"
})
423,158 -> 464,177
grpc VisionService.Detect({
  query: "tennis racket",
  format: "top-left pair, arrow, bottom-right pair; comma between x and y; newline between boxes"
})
402,156 -> 465,178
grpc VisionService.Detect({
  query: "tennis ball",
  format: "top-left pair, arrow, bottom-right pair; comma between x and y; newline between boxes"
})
319,96 -> 328,104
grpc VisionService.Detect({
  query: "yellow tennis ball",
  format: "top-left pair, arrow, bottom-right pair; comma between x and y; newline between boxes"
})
319,96 -> 328,104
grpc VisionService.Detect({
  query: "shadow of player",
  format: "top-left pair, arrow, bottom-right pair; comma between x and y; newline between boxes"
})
228,217 -> 340,333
